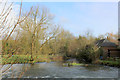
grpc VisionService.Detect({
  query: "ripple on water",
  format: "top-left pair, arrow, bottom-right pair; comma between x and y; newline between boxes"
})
2,63 -> 119,78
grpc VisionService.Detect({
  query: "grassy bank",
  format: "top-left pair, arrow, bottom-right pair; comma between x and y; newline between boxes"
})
63,60 -> 120,67
0,55 -> 63,65
97,59 -> 120,67
1,55 -> 120,68
71,62 -> 84,66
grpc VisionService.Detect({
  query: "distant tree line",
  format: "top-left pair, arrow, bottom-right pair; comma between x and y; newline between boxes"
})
1,4 -> 118,63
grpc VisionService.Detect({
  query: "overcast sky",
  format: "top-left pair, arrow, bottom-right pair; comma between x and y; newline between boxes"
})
15,2 -> 118,37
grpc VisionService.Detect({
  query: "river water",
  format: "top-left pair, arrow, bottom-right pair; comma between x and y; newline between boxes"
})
2,62 -> 119,78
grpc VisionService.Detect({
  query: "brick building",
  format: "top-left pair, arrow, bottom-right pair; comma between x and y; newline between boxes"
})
96,39 -> 120,58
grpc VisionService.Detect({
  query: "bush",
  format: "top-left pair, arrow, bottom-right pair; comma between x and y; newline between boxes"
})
76,45 -> 96,63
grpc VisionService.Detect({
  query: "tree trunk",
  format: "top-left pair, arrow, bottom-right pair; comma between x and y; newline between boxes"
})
30,35 -> 34,61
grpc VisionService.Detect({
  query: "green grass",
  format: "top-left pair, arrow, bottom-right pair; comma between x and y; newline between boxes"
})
98,59 -> 120,67
0,55 -> 63,65
71,62 -> 84,66
62,62 -> 85,66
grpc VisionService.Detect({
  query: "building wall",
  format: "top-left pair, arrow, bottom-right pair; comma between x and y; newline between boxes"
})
119,41 -> 120,48
110,51 -> 120,57
102,47 -> 120,58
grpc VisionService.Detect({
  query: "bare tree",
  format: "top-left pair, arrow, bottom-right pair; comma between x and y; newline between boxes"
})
18,6 -> 59,61
0,0 -> 32,77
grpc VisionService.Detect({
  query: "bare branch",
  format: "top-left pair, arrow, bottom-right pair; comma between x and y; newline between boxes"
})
18,7 -> 33,23
0,2 -> 13,17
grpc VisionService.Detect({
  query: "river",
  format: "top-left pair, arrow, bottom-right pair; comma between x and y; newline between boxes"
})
2,62 -> 119,79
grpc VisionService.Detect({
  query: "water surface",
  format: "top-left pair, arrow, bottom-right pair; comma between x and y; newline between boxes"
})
2,62 -> 119,78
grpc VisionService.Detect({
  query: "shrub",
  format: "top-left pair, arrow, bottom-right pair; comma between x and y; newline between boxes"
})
76,45 -> 96,63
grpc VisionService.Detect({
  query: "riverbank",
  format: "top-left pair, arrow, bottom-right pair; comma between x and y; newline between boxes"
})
1,55 -> 120,68
63,61 -> 120,68
63,58 -> 120,68
0,55 -> 63,65
96,59 -> 120,68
